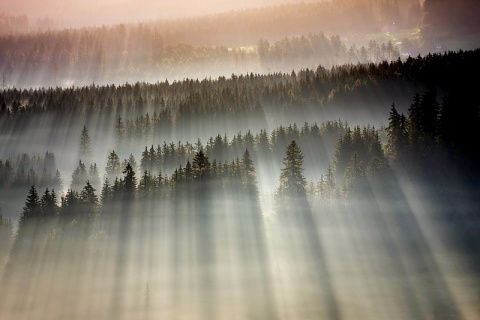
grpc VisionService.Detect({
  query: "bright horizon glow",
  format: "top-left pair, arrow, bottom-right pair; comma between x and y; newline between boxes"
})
1,0 -> 326,28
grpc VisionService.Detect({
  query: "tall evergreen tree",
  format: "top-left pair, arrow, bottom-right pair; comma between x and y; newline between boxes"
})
71,160 -> 88,191
241,148 -> 258,196
80,181 -> 99,222
105,150 -> 121,182
19,185 -> 41,226
88,163 -> 101,191
342,152 -> 367,198
276,140 -> 307,197
79,125 -> 93,163
192,150 -> 211,181
386,103 -> 408,167
40,188 -> 57,218
100,177 -> 112,205
115,116 -> 125,150
123,162 -> 137,200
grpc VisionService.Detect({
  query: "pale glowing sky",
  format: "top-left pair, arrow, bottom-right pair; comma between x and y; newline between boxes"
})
2,0 -> 324,27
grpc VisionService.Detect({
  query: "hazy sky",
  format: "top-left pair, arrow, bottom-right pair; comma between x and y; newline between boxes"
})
2,0 -> 324,27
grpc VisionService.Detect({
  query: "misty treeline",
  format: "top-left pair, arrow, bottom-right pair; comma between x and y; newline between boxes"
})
2,0 -> 478,87
0,28 -> 401,88
2,49 -> 479,152
0,52 -> 479,320
0,0 -> 422,88
0,151 -> 62,191
2,77 -> 479,241
1,80 -> 478,318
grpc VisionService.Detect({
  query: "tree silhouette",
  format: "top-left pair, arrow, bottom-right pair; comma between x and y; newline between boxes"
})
79,125 -> 92,163
241,148 -> 258,196
20,185 -> 41,225
278,141 -> 307,196
192,150 -> 211,181
122,162 -> 137,200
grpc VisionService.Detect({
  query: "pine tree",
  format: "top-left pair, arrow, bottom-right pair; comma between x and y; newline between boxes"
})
88,163 -> 101,191
140,146 -> 150,174
53,169 -> 63,192
105,150 -> 121,182
79,125 -> 92,162
20,185 -> 41,226
138,170 -> 153,199
386,103 -> 408,166
192,150 -> 211,181
241,148 -> 258,196
115,115 -> 125,149
40,188 -> 57,218
100,177 -> 112,205
80,181 -> 99,221
61,189 -> 81,221
342,152 -> 366,197
123,162 -> 137,200
71,160 -> 88,191
276,140 -> 307,197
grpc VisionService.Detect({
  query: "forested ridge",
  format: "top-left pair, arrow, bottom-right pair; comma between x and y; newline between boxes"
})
0,0 -> 424,88
0,15 -> 480,318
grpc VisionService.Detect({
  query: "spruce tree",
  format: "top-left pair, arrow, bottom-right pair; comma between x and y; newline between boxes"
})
100,177 -> 112,205
19,185 -> 41,227
79,125 -> 92,162
192,150 -> 211,181
123,162 -> 137,200
80,181 -> 99,221
241,148 -> 258,196
276,140 -> 307,197
40,188 -> 57,218
105,150 -> 121,182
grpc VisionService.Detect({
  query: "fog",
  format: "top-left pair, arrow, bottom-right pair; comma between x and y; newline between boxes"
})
1,175 -> 479,319
1,0 -> 324,28
1,1 -> 480,319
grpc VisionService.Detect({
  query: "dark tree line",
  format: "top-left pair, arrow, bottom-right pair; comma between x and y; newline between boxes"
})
0,151 -> 62,191
0,23 -> 402,88
386,88 -> 480,183
2,49 -> 478,158
1,49 -> 477,120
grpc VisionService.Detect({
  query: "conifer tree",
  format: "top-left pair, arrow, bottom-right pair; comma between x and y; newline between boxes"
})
101,177 -> 112,205
386,103 -> 408,167
342,152 -> 367,197
41,188 -> 57,218
79,125 -> 92,162
19,185 -> 41,227
105,150 -> 121,182
88,163 -> 101,191
138,170 -> 153,199
192,150 -> 211,181
276,140 -> 307,197
71,160 -> 88,191
115,116 -> 125,149
123,162 -> 137,200
241,148 -> 258,195
80,181 -> 99,221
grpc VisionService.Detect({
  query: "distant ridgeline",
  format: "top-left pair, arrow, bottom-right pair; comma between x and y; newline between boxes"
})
0,0 -> 422,88
1,49 -> 479,139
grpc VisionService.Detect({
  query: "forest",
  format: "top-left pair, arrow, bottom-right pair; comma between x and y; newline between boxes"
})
0,0 -> 479,319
